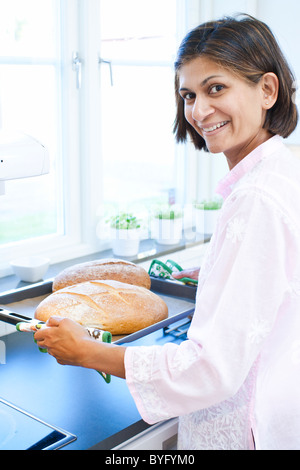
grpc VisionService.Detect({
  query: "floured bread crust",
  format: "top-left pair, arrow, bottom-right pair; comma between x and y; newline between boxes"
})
35,279 -> 168,335
52,258 -> 151,292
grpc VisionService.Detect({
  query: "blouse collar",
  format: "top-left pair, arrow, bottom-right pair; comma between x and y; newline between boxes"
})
215,135 -> 283,200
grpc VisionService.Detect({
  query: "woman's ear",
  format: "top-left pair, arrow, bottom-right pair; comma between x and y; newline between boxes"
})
261,72 -> 279,109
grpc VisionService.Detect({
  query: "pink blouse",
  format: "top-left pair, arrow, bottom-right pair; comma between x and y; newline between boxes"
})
125,135 -> 300,450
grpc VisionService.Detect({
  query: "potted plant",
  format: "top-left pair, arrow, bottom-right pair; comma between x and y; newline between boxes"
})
194,199 -> 223,235
151,205 -> 183,245
108,212 -> 141,257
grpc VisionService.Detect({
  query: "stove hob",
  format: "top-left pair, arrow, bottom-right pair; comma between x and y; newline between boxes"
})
0,398 -> 76,450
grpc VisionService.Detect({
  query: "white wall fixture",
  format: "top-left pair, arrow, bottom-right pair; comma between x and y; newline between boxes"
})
0,131 -> 49,195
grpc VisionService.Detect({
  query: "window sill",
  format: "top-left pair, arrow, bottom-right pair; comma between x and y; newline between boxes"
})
0,234 -> 211,295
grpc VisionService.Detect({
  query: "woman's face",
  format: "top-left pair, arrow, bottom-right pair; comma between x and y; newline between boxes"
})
178,56 -> 272,168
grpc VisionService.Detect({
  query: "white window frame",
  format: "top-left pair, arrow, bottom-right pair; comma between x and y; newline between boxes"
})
0,0 -> 85,277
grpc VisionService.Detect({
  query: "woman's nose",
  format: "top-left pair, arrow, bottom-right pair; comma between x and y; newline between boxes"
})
192,97 -> 215,122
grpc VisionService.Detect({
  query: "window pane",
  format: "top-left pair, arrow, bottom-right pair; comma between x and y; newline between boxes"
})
100,0 -> 178,214
0,2 -> 62,246
0,0 -> 58,58
0,176 -> 58,244
100,0 -> 177,62
101,65 -> 176,206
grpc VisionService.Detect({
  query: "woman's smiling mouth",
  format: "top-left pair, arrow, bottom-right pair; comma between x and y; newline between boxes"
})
201,120 -> 229,133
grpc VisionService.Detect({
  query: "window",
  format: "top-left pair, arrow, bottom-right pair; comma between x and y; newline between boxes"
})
0,0 -> 82,277
99,0 -> 181,220
0,0 -> 189,278
0,0 -> 62,246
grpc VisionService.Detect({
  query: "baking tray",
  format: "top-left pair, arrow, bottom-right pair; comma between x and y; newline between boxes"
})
149,275 -> 197,301
0,275 -> 197,304
0,277 -> 196,344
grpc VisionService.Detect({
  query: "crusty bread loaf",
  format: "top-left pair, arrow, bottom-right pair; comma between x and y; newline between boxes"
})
52,258 -> 151,292
35,279 -> 168,335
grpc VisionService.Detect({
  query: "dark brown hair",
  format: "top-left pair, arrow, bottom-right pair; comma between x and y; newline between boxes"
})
174,14 -> 298,151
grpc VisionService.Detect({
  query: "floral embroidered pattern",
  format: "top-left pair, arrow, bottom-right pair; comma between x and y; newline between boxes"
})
226,217 -> 247,243
129,346 -> 173,423
170,341 -> 201,374
248,318 -> 272,344
177,362 -> 258,450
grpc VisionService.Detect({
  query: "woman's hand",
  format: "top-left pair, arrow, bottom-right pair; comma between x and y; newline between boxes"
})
34,316 -> 91,367
172,267 -> 200,281
34,316 -> 126,378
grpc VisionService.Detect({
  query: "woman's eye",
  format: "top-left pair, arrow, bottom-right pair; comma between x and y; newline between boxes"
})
209,84 -> 224,94
182,92 -> 195,101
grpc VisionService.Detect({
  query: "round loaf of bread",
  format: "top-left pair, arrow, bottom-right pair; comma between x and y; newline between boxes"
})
35,279 -> 168,335
52,258 -> 151,292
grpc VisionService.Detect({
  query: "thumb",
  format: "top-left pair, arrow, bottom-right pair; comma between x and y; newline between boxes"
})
46,316 -> 63,327
172,267 -> 200,281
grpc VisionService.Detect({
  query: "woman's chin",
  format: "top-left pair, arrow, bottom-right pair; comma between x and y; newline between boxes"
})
205,142 -> 225,154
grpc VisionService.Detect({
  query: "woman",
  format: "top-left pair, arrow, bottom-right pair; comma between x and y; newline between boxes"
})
35,15 -> 300,450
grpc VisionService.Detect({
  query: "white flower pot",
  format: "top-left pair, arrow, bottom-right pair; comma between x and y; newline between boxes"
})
195,209 -> 220,235
110,228 -> 140,257
151,217 -> 183,245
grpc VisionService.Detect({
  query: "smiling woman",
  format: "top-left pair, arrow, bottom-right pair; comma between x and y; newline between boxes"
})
174,14 -> 298,155
177,56 -> 280,168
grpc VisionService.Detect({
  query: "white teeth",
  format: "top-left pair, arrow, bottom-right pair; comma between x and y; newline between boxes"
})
203,121 -> 228,132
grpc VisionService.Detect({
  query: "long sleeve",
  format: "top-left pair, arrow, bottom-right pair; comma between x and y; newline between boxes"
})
125,186 -> 296,425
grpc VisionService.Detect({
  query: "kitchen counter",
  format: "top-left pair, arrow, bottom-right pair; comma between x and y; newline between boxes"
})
1,326 -> 182,450
0,278 -> 196,450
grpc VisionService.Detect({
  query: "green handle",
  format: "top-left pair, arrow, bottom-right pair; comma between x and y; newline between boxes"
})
149,259 -> 198,286
91,328 -> 112,384
33,337 -> 48,353
17,322 -> 112,383
97,370 -> 111,383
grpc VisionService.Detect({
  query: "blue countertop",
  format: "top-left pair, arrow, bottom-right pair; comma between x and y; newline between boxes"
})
0,318 -> 190,450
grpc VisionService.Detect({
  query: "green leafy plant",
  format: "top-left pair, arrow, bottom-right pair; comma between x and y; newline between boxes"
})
153,204 -> 183,220
107,213 -> 141,230
194,199 -> 223,210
